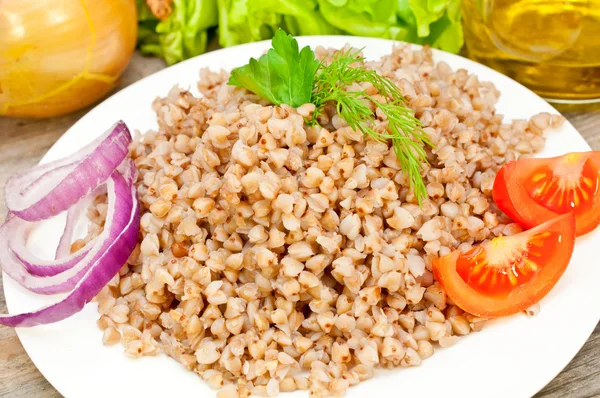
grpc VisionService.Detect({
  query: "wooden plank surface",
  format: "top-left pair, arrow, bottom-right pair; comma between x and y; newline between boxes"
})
0,51 -> 599,398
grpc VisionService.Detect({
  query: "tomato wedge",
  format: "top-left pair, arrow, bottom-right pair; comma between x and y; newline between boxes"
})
493,152 -> 600,236
433,213 -> 575,318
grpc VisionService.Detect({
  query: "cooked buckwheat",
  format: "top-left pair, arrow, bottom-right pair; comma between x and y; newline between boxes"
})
93,44 -> 563,397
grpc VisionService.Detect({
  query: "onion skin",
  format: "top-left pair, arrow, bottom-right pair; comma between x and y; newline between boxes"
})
0,0 -> 137,118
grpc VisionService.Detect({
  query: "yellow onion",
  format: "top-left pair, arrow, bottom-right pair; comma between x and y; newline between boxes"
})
0,0 -> 137,118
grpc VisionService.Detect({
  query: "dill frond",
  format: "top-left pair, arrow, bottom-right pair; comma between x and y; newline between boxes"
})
311,48 -> 432,203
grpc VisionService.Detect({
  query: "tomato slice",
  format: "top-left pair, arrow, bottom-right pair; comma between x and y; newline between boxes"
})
491,164 -> 522,222
493,152 -> 600,236
433,213 -> 575,318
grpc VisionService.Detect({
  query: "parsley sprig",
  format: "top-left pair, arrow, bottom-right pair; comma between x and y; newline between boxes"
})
228,29 -> 431,203
229,30 -> 319,107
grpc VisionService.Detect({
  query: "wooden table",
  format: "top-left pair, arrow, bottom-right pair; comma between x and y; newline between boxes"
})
1,51 -> 599,398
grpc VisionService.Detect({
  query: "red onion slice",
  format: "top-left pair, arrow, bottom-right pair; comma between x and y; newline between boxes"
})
0,119 -> 141,328
8,160 -> 81,200
0,182 -> 139,327
55,204 -> 89,260
19,161 -> 79,198
10,221 -> 96,277
117,159 -> 138,186
5,121 -> 131,222
55,187 -> 104,260
3,161 -> 137,290
8,187 -> 102,277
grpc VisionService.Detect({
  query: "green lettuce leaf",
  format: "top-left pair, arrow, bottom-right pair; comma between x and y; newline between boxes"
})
318,0 -> 411,39
218,0 -> 340,48
228,29 -> 319,107
136,0 -> 218,65
317,0 -> 463,53
136,0 -> 463,64
217,0 -> 278,47
425,0 -> 463,53
136,0 -> 160,44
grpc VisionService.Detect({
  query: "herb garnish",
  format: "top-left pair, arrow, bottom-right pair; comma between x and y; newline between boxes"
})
229,30 -> 319,107
228,29 -> 431,202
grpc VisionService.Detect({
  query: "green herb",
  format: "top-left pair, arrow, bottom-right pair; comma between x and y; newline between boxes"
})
136,0 -> 218,66
228,29 -> 319,107
312,49 -> 431,202
136,0 -> 463,65
217,0 -> 463,54
228,30 -> 431,203
218,0 -> 340,48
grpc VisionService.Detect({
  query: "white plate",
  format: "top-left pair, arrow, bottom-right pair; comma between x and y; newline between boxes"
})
4,36 -> 600,398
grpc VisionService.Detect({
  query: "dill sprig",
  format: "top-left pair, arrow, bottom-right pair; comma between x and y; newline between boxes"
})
311,48 -> 432,203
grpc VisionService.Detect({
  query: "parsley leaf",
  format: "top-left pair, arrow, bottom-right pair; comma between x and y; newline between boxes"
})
228,29 -> 319,107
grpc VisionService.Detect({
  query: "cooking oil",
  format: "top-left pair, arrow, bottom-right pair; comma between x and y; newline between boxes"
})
462,0 -> 600,103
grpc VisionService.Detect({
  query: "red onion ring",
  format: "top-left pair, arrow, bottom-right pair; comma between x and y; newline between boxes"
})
7,187 -> 104,277
3,164 -> 135,293
0,121 -> 140,327
5,121 -> 131,222
0,181 -> 139,327
12,226 -> 95,277
54,191 -> 100,260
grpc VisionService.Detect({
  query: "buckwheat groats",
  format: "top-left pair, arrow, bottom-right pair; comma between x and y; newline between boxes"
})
92,44 -> 563,397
